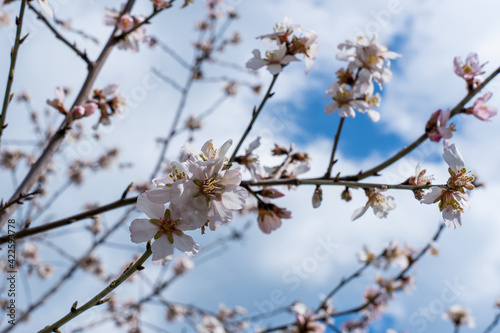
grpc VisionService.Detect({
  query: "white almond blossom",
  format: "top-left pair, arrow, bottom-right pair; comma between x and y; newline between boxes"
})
324,83 -> 370,119
337,33 -> 401,85
352,188 -> 396,221
147,140 -> 247,230
247,17 -> 318,74
421,144 -> 474,228
442,305 -> 475,328
197,315 -> 225,333
246,43 -> 299,75
129,194 -> 200,265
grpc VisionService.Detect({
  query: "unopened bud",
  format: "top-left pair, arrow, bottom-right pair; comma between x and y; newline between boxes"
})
341,187 -> 352,202
312,186 -> 322,208
260,188 -> 285,198
272,144 -> 288,156
291,152 -> 310,162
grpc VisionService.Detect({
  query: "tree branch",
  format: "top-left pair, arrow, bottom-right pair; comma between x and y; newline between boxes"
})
0,0 -> 28,148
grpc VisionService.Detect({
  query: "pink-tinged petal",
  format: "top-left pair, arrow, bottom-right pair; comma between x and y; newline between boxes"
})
351,203 -> 370,221
145,187 -> 172,204
172,231 -> 200,256
84,102 -> 98,116
137,193 -> 165,219
37,0 -> 54,19
221,187 -> 247,210
179,197 -> 209,229
281,54 -> 300,65
218,139 -> 233,159
442,208 -> 462,229
420,187 -> 443,204
258,213 -> 282,234
208,201 -> 233,226
219,169 -> 242,186
443,144 -> 465,171
151,235 -> 174,262
129,218 -> 158,243
437,126 -> 453,140
54,86 -> 65,101
324,102 -> 338,115
452,192 -> 470,211
72,106 -> 85,118
267,64 -> 283,75
260,188 -> 285,198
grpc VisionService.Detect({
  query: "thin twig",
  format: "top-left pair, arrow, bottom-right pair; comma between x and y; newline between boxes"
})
1,206 -> 136,333
324,117 -> 345,178
28,3 -> 93,67
0,0 -> 28,148
151,67 -> 185,92
0,196 -> 137,244
0,0 -> 138,229
339,65 -> 500,182
242,178 -> 437,190
483,311 -> 500,333
154,38 -> 192,70
0,189 -> 41,214
259,224 -> 445,333
38,244 -> 152,333
330,224 -> 446,318
54,17 -> 100,44
149,34 -> 205,180
229,74 -> 279,163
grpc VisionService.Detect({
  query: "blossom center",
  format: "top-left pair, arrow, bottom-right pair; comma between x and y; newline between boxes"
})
169,169 -> 186,182
447,168 -> 474,192
461,64 -> 472,74
199,178 -> 222,199
439,191 -> 463,213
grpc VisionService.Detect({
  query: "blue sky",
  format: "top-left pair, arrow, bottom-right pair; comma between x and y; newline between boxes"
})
1,0 -> 500,332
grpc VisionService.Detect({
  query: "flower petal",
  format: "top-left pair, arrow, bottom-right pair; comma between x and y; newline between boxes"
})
420,187 -> 443,204
172,231 -> 200,256
137,193 -> 165,219
151,235 -> 174,262
443,144 -> 465,171
129,218 -> 158,243
442,208 -> 462,229
351,203 -> 370,221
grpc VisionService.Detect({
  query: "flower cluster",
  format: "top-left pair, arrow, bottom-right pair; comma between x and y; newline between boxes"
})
466,91 -> 497,121
246,17 -> 318,75
351,188 -> 396,221
129,140 -> 247,264
325,33 -> 401,122
442,305 -> 475,329
46,86 -> 98,120
284,302 -> 326,333
104,6 -> 146,52
89,83 -> 126,128
425,108 -> 454,144
421,144 -> 474,229
235,138 -> 309,234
